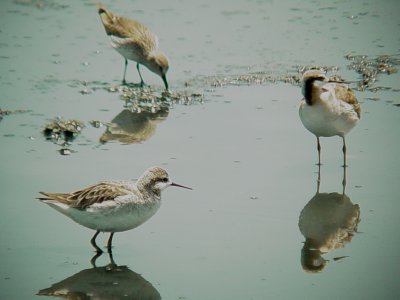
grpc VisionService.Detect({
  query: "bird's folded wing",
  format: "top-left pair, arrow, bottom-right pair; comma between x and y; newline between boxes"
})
39,182 -> 131,210
334,85 -> 361,119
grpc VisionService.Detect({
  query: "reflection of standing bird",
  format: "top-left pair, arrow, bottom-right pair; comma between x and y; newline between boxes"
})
38,167 -> 191,253
100,108 -> 169,144
98,5 -> 169,90
299,70 -> 361,166
38,258 -> 161,299
298,167 -> 360,272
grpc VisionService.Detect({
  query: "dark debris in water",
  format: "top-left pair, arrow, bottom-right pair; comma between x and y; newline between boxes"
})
89,120 -> 104,129
58,148 -> 76,156
43,117 -> 84,147
0,108 -> 30,123
333,256 -> 350,262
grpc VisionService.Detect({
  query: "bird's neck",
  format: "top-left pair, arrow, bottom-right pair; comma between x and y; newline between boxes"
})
303,78 -> 320,105
137,181 -> 162,201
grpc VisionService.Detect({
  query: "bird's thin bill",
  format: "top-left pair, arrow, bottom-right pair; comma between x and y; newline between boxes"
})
162,74 -> 169,90
171,182 -> 192,190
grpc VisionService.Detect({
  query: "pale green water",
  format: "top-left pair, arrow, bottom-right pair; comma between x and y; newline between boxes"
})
1,0 -> 399,299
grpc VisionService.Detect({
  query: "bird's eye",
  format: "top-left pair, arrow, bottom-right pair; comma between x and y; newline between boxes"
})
161,177 -> 168,182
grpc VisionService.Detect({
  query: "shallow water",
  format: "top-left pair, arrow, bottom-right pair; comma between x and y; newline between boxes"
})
1,0 -> 400,299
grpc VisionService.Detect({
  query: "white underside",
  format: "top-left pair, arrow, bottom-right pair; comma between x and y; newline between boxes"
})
44,200 -> 161,232
110,36 -> 144,64
299,86 -> 359,137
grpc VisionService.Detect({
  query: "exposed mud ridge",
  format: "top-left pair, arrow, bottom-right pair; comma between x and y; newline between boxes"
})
345,53 -> 399,91
183,65 -> 343,89
74,81 -> 205,110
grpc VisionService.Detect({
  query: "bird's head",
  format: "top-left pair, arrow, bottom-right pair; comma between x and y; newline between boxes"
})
147,52 -> 169,90
301,69 -> 328,104
138,166 -> 191,196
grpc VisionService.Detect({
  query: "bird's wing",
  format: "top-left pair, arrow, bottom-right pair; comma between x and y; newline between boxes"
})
110,34 -> 156,57
334,84 -> 361,119
38,182 -> 131,210
98,6 -> 158,50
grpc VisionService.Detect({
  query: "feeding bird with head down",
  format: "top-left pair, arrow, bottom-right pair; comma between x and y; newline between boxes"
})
98,5 -> 169,90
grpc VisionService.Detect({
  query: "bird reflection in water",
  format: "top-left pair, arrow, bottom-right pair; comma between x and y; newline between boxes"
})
298,166 -> 361,272
100,106 -> 169,144
37,252 -> 161,299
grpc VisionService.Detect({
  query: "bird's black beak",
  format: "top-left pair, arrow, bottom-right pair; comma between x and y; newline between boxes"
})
162,74 -> 169,90
171,182 -> 192,190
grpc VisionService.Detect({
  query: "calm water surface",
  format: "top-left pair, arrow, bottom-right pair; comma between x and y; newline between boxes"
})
1,0 -> 399,299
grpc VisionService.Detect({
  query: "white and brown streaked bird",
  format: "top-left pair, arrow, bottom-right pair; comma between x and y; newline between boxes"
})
38,167 -> 191,253
299,69 -> 361,166
98,5 -> 169,90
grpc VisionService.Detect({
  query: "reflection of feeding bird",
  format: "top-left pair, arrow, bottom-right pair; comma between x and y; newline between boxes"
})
37,254 -> 161,299
299,70 -> 361,166
298,167 -> 360,273
100,108 -> 169,144
98,5 -> 169,90
38,167 -> 191,253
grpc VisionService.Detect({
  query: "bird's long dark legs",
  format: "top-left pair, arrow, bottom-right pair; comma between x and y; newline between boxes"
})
342,136 -> 347,168
91,230 -> 103,254
317,137 -> 322,166
342,164 -> 347,195
90,250 -> 117,269
136,63 -> 145,87
107,232 -> 114,253
107,251 -> 117,269
317,163 -> 321,194
90,251 -> 102,268
122,59 -> 128,85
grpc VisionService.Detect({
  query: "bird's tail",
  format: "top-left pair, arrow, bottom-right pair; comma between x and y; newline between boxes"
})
37,191 -> 52,201
97,4 -> 114,25
37,191 -> 69,203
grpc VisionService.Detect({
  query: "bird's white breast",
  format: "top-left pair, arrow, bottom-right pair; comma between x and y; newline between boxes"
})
45,199 -> 161,232
299,84 -> 359,137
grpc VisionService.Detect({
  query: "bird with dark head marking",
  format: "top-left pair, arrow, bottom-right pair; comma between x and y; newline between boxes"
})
299,69 -> 361,166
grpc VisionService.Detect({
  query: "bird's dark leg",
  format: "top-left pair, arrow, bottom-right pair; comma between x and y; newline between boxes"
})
107,232 -> 114,253
317,163 -> 321,194
317,137 -> 322,166
136,63 -> 145,87
342,136 -> 347,168
108,250 -> 116,266
91,230 -> 103,254
105,251 -> 117,271
122,59 -> 128,85
90,251 -> 103,268
342,164 -> 347,195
